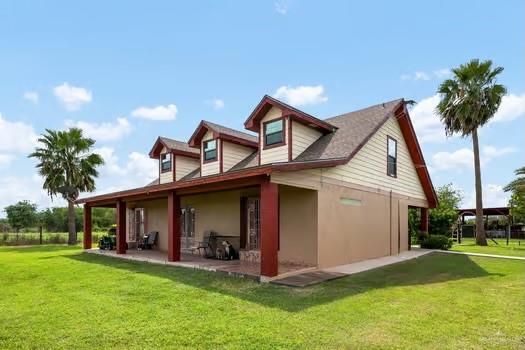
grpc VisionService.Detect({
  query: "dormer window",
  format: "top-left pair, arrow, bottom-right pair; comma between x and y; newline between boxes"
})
203,139 -> 217,162
263,118 -> 284,148
160,153 -> 172,172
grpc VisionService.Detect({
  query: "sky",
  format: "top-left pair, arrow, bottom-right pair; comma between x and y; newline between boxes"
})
0,0 -> 523,216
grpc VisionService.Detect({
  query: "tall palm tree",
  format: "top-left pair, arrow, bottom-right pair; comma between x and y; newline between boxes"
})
29,128 -> 104,245
504,166 -> 525,197
436,59 -> 506,246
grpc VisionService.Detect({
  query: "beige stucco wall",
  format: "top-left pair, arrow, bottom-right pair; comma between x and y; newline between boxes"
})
201,131 -> 220,176
222,141 -> 254,172
322,115 -> 427,200
260,107 -> 289,164
291,121 -> 322,159
278,185 -> 318,265
316,182 -> 410,269
159,147 -> 173,184
141,198 -> 169,252
175,155 -> 199,181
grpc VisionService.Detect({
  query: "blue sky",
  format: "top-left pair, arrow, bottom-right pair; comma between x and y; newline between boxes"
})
0,0 -> 523,215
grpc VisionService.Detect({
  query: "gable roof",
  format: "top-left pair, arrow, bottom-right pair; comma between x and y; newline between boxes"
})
294,99 -> 403,162
149,137 -> 200,158
188,120 -> 258,148
244,95 -> 337,133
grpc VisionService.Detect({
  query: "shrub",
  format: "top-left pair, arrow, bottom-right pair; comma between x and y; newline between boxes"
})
420,234 -> 453,250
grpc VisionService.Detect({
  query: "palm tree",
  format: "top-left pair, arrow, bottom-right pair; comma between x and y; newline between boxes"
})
29,128 -> 104,245
504,166 -> 525,197
436,59 -> 506,246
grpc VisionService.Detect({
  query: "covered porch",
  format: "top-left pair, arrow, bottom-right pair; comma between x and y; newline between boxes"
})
81,175 -> 318,279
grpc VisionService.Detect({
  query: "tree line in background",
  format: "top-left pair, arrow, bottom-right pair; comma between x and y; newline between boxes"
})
1,200 -> 115,233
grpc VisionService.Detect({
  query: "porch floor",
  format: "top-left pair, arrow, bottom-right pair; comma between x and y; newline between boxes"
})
85,248 -> 316,281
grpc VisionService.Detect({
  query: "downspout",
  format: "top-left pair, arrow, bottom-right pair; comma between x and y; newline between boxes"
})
389,190 -> 392,256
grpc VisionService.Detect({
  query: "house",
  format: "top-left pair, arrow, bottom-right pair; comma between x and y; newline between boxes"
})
78,95 -> 437,278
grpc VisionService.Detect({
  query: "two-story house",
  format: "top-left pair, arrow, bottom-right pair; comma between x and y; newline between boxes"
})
78,95 -> 437,278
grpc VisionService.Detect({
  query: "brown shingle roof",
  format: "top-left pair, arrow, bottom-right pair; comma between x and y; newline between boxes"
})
202,121 -> 258,144
293,99 -> 403,162
159,137 -> 200,155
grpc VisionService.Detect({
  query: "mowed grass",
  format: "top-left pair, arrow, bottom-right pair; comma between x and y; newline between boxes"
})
450,238 -> 525,257
0,246 -> 523,349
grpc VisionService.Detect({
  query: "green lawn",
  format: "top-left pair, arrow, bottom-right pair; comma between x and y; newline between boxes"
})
450,238 -> 525,257
1,246 -> 523,349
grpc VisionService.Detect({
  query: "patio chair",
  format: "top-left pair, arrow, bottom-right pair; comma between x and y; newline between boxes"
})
192,231 -> 215,257
138,231 -> 158,250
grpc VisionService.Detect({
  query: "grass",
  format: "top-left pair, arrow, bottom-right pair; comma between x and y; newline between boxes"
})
0,231 -> 106,246
0,246 -> 523,349
450,238 -> 525,257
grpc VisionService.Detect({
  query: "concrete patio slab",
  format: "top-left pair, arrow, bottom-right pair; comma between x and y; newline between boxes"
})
271,271 -> 347,287
323,249 -> 433,276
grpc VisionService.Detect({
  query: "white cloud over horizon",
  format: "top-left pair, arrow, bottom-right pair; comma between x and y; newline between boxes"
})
410,92 -> 525,143
462,184 -> 510,208
23,91 -> 39,104
53,82 -> 92,111
208,98 -> 224,110
0,113 -> 39,154
131,104 -> 178,121
401,68 -> 450,81
65,117 -> 132,142
273,85 -> 328,107
274,1 -> 288,14
431,145 -> 517,172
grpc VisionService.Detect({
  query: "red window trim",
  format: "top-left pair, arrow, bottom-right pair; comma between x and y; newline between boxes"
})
262,117 -> 286,150
160,153 -> 172,173
203,139 -> 218,164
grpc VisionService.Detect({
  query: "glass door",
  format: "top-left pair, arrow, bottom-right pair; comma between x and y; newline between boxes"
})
180,206 -> 195,249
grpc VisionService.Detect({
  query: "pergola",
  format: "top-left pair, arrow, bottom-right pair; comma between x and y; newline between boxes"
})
457,207 -> 512,244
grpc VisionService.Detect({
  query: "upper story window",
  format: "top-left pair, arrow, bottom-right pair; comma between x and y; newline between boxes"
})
203,139 -> 217,162
160,153 -> 172,173
263,118 -> 284,148
387,136 -> 397,177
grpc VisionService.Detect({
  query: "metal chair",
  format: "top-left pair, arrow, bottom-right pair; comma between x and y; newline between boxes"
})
193,230 -> 215,257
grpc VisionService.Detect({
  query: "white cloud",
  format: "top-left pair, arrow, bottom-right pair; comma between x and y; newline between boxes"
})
53,82 -> 92,111
433,68 -> 451,78
23,91 -> 39,104
401,68 -> 451,81
431,145 -> 516,172
409,94 -> 448,143
94,147 -> 157,186
492,93 -> 525,123
65,117 -> 132,141
0,154 -> 15,166
131,104 -> 178,121
208,98 -> 224,110
463,184 -> 510,208
0,113 -> 39,153
273,85 -> 328,107
274,1 -> 288,14
0,175 -> 62,215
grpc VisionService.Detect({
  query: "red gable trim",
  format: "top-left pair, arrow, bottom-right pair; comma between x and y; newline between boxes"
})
244,95 -> 336,134
188,121 -> 258,149
148,137 -> 200,159
394,104 -> 438,208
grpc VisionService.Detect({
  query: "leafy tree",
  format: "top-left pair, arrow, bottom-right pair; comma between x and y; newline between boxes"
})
29,128 -> 104,245
4,201 -> 38,233
429,184 -> 462,237
436,59 -> 506,246
508,191 -> 525,224
504,166 -> 525,197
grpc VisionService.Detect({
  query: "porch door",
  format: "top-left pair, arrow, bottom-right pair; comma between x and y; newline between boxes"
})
133,208 -> 145,243
180,206 -> 195,249
247,198 -> 260,250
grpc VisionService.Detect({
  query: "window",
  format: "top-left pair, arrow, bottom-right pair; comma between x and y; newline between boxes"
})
264,118 -> 284,147
160,153 -> 171,172
203,139 -> 217,162
387,136 -> 397,177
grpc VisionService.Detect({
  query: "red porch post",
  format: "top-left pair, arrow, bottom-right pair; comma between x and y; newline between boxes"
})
116,200 -> 127,254
83,204 -> 92,249
420,207 -> 429,235
168,191 -> 181,262
260,179 -> 279,277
